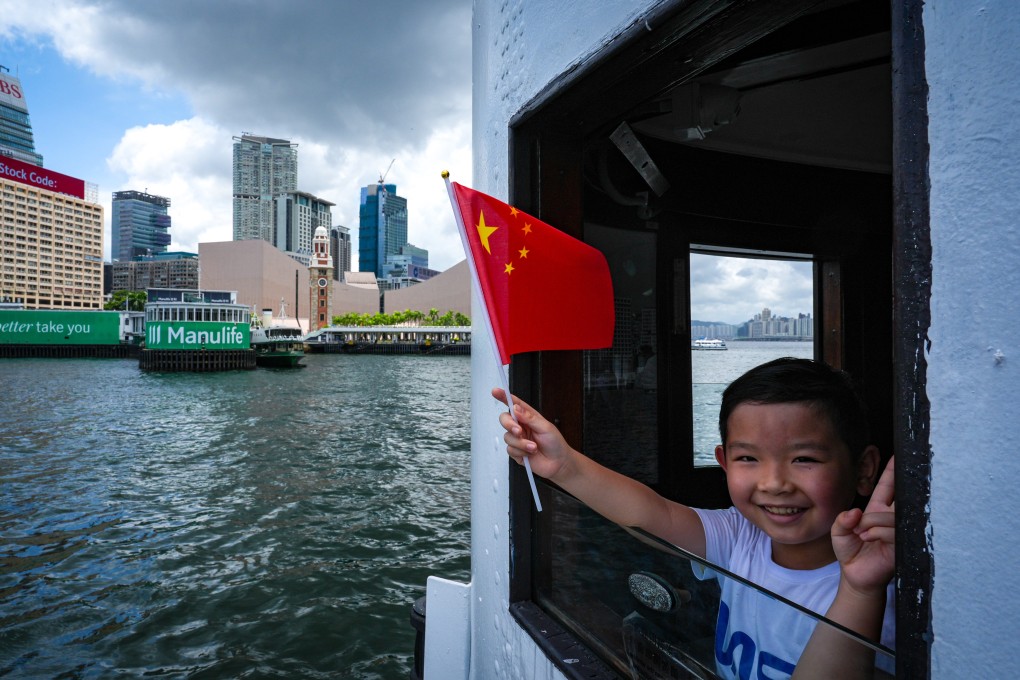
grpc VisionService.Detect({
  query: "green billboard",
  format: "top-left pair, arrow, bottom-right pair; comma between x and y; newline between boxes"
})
0,310 -> 122,345
146,321 -> 250,350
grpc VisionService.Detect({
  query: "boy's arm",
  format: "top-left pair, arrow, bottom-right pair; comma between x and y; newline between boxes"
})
492,387 -> 706,558
793,457 -> 896,679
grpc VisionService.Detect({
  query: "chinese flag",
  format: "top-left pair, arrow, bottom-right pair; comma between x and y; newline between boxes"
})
450,181 -> 615,364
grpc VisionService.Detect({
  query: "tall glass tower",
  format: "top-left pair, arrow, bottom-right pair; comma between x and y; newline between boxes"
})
232,134 -> 298,243
358,182 -> 407,277
0,67 -> 44,166
111,191 -> 172,261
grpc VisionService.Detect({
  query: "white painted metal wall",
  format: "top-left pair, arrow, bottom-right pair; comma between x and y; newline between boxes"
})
425,2 -> 652,678
925,1 -> 1020,675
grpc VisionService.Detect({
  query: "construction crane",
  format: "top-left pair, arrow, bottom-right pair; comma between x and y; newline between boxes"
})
379,158 -> 395,185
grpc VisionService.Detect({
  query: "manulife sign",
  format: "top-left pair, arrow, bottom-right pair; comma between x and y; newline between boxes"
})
0,310 -> 122,345
146,322 -> 250,350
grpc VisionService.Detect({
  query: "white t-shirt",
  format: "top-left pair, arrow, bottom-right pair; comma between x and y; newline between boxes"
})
692,506 -> 895,680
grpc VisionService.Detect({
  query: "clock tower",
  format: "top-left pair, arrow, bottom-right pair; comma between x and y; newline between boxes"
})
309,225 -> 334,330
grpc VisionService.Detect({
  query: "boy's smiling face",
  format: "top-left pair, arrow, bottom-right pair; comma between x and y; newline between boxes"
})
715,401 -> 879,570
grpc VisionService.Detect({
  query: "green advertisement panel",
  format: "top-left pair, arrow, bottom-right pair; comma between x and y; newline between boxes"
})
146,321 -> 250,350
0,310 -> 122,345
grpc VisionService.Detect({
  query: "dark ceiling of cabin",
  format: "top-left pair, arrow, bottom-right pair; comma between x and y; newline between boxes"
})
511,0 -> 889,169
571,0 -> 893,233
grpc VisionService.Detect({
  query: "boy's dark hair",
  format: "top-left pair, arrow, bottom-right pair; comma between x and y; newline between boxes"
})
719,357 -> 871,458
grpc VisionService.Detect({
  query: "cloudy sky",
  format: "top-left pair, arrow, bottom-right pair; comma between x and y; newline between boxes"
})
0,0 -> 472,270
1,0 -> 812,323
690,253 -> 813,324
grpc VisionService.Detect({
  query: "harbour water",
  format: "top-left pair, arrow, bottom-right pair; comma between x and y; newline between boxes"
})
0,354 -> 471,679
692,341 -> 814,464
0,341 -> 809,678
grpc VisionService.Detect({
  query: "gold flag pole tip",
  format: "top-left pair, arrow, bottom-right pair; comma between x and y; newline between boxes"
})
441,170 -> 450,179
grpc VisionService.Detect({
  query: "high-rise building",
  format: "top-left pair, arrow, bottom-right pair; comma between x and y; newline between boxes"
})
110,252 -> 199,292
330,225 -> 352,281
111,190 -> 171,261
378,243 -> 437,291
273,190 -> 333,263
358,182 -> 407,278
232,134 -> 297,243
1,157 -> 104,309
0,67 -> 43,166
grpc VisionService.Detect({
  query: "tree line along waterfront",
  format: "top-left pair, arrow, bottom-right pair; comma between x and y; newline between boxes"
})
105,290 -> 471,329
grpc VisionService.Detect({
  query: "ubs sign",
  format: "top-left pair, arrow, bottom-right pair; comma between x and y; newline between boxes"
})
0,73 -> 27,113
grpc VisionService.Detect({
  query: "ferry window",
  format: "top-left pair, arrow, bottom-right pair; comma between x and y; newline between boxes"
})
509,0 -> 896,676
688,251 -> 814,467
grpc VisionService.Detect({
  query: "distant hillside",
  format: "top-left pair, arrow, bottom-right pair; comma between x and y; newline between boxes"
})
691,319 -> 735,327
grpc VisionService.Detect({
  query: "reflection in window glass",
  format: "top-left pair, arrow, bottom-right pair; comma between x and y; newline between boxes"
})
583,223 -> 659,485
689,252 -> 815,466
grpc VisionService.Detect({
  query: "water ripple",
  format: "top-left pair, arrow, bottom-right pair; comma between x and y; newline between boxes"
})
0,354 -> 470,678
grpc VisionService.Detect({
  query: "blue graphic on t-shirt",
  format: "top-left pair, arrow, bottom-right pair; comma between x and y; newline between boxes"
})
715,601 -> 797,679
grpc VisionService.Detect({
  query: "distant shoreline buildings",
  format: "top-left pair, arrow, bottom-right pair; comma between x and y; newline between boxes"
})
691,307 -> 814,341
3,65 -> 466,321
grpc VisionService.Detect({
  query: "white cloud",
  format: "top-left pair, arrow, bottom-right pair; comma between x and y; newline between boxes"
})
690,253 -> 813,324
106,118 -> 232,257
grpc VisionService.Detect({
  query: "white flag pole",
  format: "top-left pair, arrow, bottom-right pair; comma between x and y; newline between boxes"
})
444,172 -> 543,512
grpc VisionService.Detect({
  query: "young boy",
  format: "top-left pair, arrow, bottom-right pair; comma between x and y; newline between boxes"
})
494,357 -> 895,679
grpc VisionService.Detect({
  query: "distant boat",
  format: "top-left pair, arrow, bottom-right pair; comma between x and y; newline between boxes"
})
691,338 -> 727,350
250,300 -> 305,368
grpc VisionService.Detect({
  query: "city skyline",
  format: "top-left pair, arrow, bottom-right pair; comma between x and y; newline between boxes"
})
689,253 -> 814,326
2,2 -> 813,315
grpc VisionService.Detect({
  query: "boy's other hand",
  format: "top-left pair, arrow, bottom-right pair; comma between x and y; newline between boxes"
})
831,456 -> 895,596
492,387 -> 574,481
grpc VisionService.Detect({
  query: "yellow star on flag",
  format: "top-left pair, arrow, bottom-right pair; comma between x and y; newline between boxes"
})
476,210 -> 498,254
509,206 -> 520,218
518,246 -> 529,259
522,223 -> 532,235
504,261 -> 515,275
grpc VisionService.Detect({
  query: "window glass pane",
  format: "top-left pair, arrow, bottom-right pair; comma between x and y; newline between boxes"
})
538,491 -> 894,678
690,252 -> 815,466
582,223 -> 658,485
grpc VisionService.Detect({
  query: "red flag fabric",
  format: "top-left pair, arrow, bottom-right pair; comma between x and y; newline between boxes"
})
450,181 -> 615,364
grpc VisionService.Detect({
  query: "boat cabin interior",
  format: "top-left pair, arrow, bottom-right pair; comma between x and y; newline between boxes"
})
505,0 -> 927,676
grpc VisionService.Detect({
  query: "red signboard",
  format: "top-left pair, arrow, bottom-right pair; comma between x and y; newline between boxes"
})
0,155 -> 86,200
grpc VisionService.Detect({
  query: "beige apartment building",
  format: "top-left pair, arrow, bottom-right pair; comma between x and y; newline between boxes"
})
1,170 -> 104,310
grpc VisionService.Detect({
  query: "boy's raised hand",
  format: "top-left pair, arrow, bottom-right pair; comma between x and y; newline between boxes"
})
831,456 -> 896,596
492,387 -> 574,482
